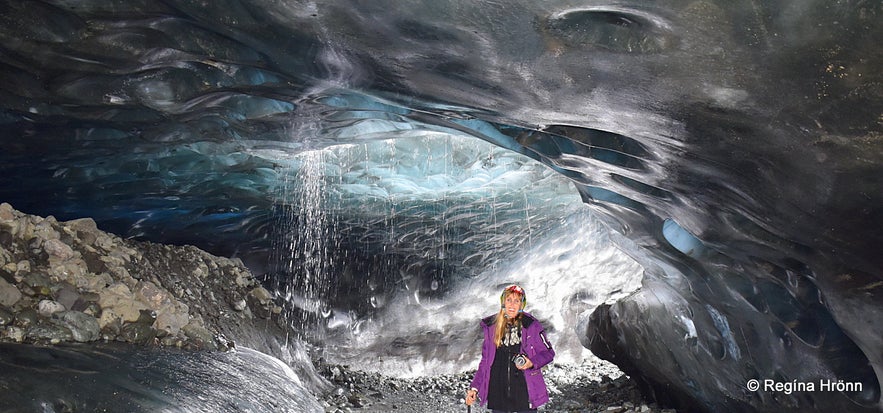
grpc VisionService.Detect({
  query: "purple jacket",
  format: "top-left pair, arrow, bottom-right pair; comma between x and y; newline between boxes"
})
469,312 -> 555,409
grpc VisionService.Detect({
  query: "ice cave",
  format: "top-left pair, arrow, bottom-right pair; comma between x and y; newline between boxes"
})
0,1 -> 880,412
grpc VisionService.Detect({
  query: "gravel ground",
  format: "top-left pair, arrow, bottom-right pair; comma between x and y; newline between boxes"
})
315,357 -> 680,413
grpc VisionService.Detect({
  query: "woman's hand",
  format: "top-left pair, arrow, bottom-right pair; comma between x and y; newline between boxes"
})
516,356 -> 534,370
465,388 -> 477,406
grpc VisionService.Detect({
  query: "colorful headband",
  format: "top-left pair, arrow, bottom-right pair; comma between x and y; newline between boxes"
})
500,284 -> 526,311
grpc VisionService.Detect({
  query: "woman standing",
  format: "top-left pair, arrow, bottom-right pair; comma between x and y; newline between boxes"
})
465,284 -> 555,412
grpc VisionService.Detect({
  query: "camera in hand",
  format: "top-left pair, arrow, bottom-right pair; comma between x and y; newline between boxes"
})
512,353 -> 528,368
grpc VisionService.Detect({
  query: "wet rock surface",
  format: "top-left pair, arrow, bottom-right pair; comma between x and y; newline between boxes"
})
0,202 -> 281,350
315,359 -> 681,413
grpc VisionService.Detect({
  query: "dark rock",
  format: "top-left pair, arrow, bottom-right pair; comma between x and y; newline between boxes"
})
81,301 -> 102,317
0,306 -> 13,326
347,393 -> 366,407
100,318 -> 122,339
54,311 -> 100,342
120,321 -> 157,345
0,230 -> 12,249
26,323 -> 73,344
0,278 -> 21,307
0,265 -> 14,284
53,283 -> 79,311
80,249 -> 108,274
50,398 -> 75,413
136,309 -> 157,325
14,308 -> 38,328
23,273 -> 51,296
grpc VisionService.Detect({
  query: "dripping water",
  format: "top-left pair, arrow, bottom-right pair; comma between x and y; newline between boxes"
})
271,148 -> 338,338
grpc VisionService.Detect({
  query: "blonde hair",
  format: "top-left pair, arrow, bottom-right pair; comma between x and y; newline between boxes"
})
493,291 -> 523,347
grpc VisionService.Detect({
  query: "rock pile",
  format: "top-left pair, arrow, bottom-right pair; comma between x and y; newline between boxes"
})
0,202 -> 280,350
315,360 -> 680,413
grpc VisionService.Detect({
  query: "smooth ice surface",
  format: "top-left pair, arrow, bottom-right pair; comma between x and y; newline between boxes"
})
0,343 -> 322,413
0,1 -> 880,412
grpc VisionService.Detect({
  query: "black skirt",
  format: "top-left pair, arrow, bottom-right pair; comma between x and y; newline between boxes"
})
486,343 -> 531,411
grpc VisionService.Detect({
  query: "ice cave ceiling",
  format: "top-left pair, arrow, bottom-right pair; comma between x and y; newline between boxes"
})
0,1 -> 880,412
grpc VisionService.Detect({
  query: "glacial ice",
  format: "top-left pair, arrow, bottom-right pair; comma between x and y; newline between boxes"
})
0,1 -> 880,412
0,343 -> 323,413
